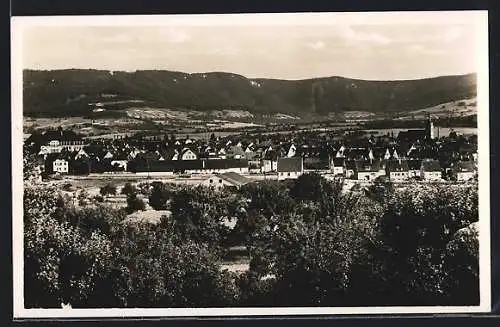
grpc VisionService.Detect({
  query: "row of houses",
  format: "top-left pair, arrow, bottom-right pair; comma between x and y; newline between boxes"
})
27,127 -> 477,182
27,127 -> 477,165
332,158 -> 475,182
47,147 -> 475,182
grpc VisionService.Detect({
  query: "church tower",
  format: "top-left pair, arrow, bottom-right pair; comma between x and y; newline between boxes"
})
425,114 -> 434,139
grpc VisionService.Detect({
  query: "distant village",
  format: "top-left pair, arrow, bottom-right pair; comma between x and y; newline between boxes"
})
24,117 -> 478,188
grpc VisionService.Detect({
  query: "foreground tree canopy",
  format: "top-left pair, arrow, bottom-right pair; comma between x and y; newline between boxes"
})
24,174 -> 479,308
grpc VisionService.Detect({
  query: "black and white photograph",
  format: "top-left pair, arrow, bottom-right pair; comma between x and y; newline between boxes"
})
11,11 -> 490,317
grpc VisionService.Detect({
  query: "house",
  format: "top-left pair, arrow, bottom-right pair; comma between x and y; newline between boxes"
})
37,128 -> 86,155
397,129 -> 426,142
345,160 -> 357,179
407,159 -> 422,179
331,158 -> 345,176
53,158 -> 69,174
277,157 -> 303,180
421,159 -> 442,181
71,155 -> 91,175
110,159 -> 128,171
180,148 -> 198,160
356,160 -> 385,181
248,159 -> 262,174
229,145 -> 246,159
103,151 -> 114,159
127,148 -> 142,160
336,145 -> 346,158
261,150 -> 278,173
386,159 -> 410,182
218,148 -> 228,159
245,143 -> 255,154
303,156 -> 329,170
201,172 -> 253,190
286,144 -> 297,158
74,148 -> 89,160
453,161 -> 476,182
203,159 -> 249,174
132,158 -> 249,175
261,159 -> 276,173
133,159 -> 176,176
346,148 -> 368,161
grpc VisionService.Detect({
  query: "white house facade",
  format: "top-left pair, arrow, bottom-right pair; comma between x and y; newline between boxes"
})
53,159 -> 69,173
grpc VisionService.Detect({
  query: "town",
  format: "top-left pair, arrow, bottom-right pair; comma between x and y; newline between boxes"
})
24,116 -> 478,190
17,12 -> 486,312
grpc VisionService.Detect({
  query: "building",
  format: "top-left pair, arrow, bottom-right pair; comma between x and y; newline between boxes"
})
201,172 -> 253,190
407,159 -> 422,179
203,158 -> 249,174
386,159 -> 410,182
345,160 -> 357,179
132,158 -> 249,175
229,145 -> 246,159
453,161 -> 476,182
421,159 -> 442,181
39,139 -> 86,155
397,130 -> 426,143
277,157 -> 303,180
425,116 -> 435,139
132,159 -> 175,176
356,160 -> 385,181
110,159 -> 128,171
36,128 -> 87,155
53,158 -> 69,174
180,148 -> 198,160
331,158 -> 345,176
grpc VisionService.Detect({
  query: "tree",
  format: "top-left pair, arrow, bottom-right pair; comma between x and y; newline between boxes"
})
62,183 -> 74,192
245,194 -> 383,306
442,222 -> 479,305
24,185 -> 115,308
110,224 -> 238,307
121,182 -> 137,196
77,189 -> 90,206
23,151 -> 41,182
365,175 -> 394,205
71,158 -> 91,175
169,186 -> 238,251
148,182 -> 171,210
126,194 -> 145,214
100,183 -> 116,196
371,183 -> 479,305
24,183 -> 239,308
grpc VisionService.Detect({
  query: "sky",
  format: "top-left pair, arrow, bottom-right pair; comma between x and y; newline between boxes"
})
18,12 -> 487,81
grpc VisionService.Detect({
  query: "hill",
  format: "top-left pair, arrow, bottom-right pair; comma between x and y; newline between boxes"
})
22,69 -> 477,118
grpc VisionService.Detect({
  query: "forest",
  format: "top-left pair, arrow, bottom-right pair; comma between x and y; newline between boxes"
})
23,173 -> 479,308
23,69 -> 476,117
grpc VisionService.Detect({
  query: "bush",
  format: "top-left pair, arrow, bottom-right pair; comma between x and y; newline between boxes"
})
121,182 -> 137,196
93,195 -> 104,203
100,183 -> 116,196
148,182 -> 171,210
62,183 -> 73,192
126,194 -> 145,214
